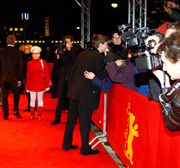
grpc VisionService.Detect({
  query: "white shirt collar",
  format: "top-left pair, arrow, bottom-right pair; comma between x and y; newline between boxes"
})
7,44 -> 14,47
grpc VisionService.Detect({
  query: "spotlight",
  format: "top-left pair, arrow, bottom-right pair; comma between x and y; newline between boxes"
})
111,3 -> 118,8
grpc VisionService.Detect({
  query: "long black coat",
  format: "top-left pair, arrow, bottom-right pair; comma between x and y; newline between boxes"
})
51,47 -> 82,98
67,48 -> 108,110
0,46 -> 23,82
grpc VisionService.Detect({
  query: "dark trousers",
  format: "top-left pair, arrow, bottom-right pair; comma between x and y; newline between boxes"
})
54,81 -> 68,122
1,80 -> 20,116
62,98 -> 93,155
55,98 -> 65,122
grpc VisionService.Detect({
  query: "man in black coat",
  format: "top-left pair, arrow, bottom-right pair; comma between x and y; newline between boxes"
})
51,35 -> 82,125
0,35 -> 23,120
62,34 -> 108,155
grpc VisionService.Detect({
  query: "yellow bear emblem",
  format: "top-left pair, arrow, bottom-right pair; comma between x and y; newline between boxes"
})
123,96 -> 139,165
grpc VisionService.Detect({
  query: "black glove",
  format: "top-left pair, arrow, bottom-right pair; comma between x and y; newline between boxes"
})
104,50 -> 115,64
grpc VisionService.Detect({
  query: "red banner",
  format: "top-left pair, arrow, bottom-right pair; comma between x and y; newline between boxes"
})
46,63 -> 53,77
92,84 -> 180,168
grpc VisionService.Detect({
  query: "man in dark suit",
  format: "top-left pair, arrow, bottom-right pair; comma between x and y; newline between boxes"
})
50,35 -> 82,126
0,35 -> 23,120
62,34 -> 108,156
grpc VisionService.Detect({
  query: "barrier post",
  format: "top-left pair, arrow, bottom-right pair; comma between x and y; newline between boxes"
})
89,93 -> 107,149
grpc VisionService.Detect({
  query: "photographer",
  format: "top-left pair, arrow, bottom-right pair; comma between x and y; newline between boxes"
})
50,35 -> 82,126
151,32 -> 180,132
145,21 -> 180,51
145,21 -> 180,101
164,1 -> 180,21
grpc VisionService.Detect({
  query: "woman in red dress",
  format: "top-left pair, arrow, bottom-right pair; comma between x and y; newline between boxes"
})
26,46 -> 51,121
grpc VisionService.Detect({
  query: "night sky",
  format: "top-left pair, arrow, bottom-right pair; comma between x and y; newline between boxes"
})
0,0 -> 128,37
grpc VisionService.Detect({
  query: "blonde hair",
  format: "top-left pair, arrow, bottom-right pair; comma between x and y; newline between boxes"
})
25,44 -> 33,50
19,44 -> 26,51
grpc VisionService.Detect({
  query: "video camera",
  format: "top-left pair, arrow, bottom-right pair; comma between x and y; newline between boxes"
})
57,42 -> 66,55
120,25 -> 162,70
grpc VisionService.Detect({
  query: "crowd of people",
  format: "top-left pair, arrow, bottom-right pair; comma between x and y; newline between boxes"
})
1,0 -> 180,156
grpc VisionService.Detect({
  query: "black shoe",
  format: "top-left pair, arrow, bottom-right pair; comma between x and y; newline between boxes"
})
81,149 -> 100,156
62,145 -> 78,151
3,116 -> 8,120
24,107 -> 30,112
13,111 -> 22,119
50,120 -> 60,126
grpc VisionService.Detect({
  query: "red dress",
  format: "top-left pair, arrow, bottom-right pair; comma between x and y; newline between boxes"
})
26,58 -> 51,92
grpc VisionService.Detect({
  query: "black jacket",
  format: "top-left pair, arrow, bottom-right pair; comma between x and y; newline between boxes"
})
51,47 -> 82,98
0,46 -> 23,82
159,88 -> 180,132
67,48 -> 108,110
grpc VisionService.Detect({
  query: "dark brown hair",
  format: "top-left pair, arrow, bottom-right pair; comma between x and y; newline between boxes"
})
167,21 -> 180,31
91,34 -> 108,48
63,35 -> 74,42
158,32 -> 180,63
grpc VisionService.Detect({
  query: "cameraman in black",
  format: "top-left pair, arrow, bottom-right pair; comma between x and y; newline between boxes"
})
151,32 -> 180,132
51,35 -> 82,126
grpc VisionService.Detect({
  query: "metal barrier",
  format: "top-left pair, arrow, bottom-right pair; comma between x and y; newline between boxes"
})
89,93 -> 107,149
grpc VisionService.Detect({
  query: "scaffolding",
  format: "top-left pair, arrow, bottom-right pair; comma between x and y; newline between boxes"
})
128,0 -> 147,31
77,0 -> 147,48
75,0 -> 91,49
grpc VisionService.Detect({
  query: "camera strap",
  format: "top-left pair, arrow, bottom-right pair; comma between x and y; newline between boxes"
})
162,78 -> 180,102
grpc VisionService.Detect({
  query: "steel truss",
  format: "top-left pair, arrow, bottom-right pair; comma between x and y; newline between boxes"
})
128,0 -> 147,31
75,0 -> 91,49
80,0 -> 90,49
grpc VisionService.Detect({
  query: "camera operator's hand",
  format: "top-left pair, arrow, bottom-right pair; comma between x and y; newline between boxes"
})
153,70 -> 171,88
145,35 -> 160,47
55,49 -> 60,59
145,35 -> 161,54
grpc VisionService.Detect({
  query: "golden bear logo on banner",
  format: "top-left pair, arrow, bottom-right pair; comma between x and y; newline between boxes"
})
123,96 -> 139,165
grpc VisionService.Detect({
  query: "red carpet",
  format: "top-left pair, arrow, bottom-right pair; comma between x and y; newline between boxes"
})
0,93 -> 118,168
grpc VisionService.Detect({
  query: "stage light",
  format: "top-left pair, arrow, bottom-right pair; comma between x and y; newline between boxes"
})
111,3 -> 118,8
